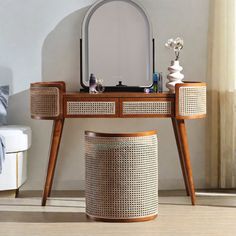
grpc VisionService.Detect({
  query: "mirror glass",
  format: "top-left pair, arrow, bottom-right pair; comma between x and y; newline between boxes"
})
82,0 -> 153,89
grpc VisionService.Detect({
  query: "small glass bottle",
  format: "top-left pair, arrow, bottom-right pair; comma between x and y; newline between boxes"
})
152,73 -> 158,93
89,73 -> 97,94
158,72 -> 163,93
96,79 -> 105,93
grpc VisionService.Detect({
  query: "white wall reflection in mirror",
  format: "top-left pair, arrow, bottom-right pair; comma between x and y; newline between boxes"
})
82,0 -> 153,88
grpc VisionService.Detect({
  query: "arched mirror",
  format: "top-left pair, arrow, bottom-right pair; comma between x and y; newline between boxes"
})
81,0 -> 154,91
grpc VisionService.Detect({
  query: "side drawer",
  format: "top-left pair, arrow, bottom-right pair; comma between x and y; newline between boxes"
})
30,81 -> 65,120
120,98 -> 174,117
64,97 -> 119,118
175,82 -> 207,119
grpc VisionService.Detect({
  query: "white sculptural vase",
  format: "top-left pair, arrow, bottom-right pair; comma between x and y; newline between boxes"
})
166,60 -> 184,93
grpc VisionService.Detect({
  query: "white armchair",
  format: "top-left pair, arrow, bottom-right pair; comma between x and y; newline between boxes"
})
0,125 -> 31,197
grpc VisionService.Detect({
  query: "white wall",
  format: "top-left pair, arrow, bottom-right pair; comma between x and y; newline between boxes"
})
0,0 -> 209,190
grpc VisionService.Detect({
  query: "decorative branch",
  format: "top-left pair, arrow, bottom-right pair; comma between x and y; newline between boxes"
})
165,37 -> 184,61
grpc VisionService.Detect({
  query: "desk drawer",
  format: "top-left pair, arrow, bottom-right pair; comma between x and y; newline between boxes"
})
65,98 -> 119,117
121,98 -> 174,117
175,83 -> 207,119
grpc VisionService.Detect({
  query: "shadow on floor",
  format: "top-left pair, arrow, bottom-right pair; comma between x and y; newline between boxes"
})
0,211 -> 91,223
17,190 -> 85,198
2,190 -> 236,223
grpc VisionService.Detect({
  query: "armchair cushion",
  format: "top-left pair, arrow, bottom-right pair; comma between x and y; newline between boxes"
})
0,126 -> 31,153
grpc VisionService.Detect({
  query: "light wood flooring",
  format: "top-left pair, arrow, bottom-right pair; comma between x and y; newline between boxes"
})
1,190 -> 236,236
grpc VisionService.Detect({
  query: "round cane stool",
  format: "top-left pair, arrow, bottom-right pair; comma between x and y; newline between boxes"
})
85,130 -> 158,222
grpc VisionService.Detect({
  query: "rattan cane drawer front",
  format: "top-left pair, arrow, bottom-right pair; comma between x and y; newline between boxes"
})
65,98 -> 119,117
121,98 -> 174,117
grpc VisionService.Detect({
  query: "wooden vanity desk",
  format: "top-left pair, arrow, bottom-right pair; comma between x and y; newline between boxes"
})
30,81 -> 207,206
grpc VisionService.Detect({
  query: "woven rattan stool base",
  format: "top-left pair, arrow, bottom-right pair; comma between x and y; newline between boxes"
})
85,130 -> 158,222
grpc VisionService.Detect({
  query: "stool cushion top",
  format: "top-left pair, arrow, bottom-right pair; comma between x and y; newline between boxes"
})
0,125 -> 31,153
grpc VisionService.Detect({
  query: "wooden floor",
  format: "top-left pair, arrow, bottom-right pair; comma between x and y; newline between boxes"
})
1,190 -> 236,236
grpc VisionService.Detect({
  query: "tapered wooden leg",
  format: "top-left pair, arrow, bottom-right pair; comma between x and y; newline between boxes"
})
41,119 -> 64,206
176,119 -> 196,205
171,118 -> 190,196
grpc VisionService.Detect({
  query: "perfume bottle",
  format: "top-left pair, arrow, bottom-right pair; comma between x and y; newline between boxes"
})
89,73 -> 97,94
158,72 -> 163,93
153,73 -> 158,93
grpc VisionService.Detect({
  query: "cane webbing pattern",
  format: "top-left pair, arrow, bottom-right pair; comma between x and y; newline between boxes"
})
31,87 -> 60,117
67,101 -> 116,115
123,101 -> 172,115
179,86 -> 206,117
85,134 -> 158,220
